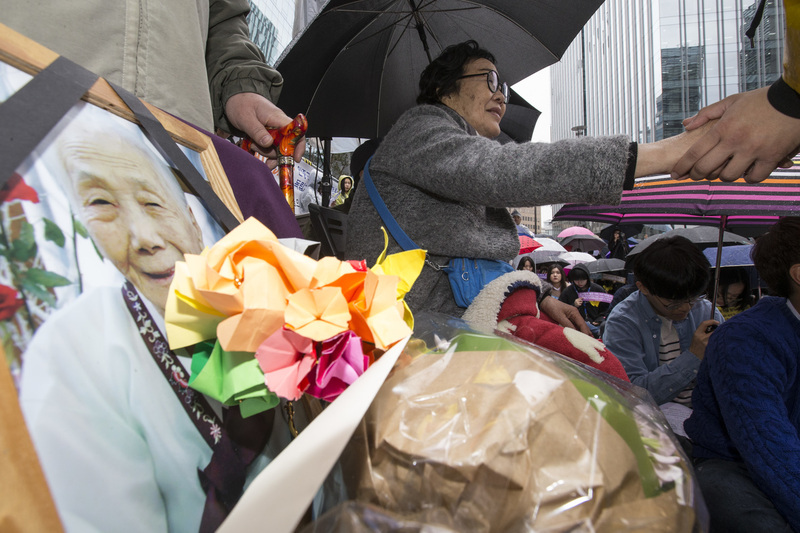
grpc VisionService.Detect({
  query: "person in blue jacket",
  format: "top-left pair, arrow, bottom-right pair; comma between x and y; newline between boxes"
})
685,217 -> 800,533
603,236 -> 721,407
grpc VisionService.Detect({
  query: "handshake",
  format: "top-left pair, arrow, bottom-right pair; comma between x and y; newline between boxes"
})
663,85 -> 800,184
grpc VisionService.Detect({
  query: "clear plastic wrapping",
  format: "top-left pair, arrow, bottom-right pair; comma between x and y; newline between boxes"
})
304,312 -> 705,532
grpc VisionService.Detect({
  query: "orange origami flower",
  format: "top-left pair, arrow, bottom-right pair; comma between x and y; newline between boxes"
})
284,286 -> 351,342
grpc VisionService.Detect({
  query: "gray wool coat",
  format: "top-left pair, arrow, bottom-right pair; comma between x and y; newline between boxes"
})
345,104 -> 632,317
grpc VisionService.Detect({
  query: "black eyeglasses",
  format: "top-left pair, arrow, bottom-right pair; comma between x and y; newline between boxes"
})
456,70 -> 509,103
654,294 -> 706,311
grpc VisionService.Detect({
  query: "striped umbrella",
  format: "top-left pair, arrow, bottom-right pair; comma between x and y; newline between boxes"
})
553,166 -> 800,237
553,166 -> 800,316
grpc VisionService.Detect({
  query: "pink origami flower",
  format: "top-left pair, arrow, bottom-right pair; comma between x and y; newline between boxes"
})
305,330 -> 369,402
256,328 -> 315,401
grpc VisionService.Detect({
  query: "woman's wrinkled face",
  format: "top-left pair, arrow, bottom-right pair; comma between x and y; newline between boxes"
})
60,136 -> 204,315
442,58 -> 506,138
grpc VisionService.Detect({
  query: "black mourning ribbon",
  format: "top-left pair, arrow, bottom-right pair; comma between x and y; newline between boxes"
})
0,56 -> 98,190
108,82 -> 240,233
198,407 -> 275,533
121,281 -> 275,531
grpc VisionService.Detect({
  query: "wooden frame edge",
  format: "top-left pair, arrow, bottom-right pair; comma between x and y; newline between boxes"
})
0,22 -> 244,223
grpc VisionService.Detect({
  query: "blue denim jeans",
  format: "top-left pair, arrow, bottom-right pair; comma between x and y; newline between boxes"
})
694,458 -> 792,533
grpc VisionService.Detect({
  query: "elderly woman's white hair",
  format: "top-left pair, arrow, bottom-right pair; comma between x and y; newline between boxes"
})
47,112 -> 190,213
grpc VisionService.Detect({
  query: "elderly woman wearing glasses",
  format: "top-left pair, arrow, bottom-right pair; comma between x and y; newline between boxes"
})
345,40 -> 714,328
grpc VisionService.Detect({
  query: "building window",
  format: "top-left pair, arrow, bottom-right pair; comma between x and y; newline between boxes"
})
247,2 -> 279,64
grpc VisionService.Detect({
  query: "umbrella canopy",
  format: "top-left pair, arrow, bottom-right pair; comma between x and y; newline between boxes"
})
560,233 -> 607,252
585,258 -> 626,274
530,237 -> 566,252
702,244 -> 754,268
529,249 -> 568,268
495,91 -> 542,144
557,226 -> 595,239
552,169 -> 799,312
552,169 -> 800,237
518,234 -> 542,254
275,0 -> 603,139
626,227 -> 749,258
598,223 -> 644,242
558,251 -> 597,267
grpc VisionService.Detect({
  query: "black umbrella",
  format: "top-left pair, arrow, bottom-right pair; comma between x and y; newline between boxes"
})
495,90 -> 541,144
626,227 -> 750,259
275,0 -> 604,139
598,223 -> 643,243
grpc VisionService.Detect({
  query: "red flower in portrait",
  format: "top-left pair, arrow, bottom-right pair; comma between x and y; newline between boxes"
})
0,173 -> 40,204
0,284 -> 24,321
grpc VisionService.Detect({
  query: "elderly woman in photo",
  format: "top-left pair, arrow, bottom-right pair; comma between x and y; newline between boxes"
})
345,40 -> 714,323
19,119 -> 295,532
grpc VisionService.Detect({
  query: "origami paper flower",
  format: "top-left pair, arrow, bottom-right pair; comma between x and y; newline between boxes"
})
304,330 -> 369,402
188,340 -> 279,417
256,328 -> 316,401
284,286 -> 351,342
166,217 -> 316,350
350,270 -> 411,350
164,218 -> 424,414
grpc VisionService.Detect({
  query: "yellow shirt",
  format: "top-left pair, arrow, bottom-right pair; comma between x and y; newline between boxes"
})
784,0 -> 800,92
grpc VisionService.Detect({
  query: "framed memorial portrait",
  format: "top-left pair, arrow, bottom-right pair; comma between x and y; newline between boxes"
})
0,24 -> 243,529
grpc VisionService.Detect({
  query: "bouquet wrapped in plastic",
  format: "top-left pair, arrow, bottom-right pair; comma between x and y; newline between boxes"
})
305,312 -> 704,532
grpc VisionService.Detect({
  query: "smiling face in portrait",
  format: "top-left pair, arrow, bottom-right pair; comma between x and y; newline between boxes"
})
60,133 -> 204,315
442,58 -> 506,138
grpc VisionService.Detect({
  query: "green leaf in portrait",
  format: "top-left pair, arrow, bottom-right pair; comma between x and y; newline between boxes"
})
10,221 -> 37,262
73,218 -> 89,239
19,278 -> 56,307
23,267 -> 71,288
43,218 -> 66,247
73,218 -> 103,259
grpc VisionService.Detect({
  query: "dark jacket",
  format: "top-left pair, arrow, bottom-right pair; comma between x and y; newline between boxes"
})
607,237 -> 629,260
559,264 -> 609,323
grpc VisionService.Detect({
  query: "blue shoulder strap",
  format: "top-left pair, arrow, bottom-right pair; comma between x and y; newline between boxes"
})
361,157 -> 419,251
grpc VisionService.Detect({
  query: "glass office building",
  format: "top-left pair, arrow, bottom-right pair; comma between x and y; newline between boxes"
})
248,0 -> 296,64
548,0 -> 783,235
550,0 -> 784,143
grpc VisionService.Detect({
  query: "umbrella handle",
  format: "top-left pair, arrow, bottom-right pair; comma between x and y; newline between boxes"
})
709,215 -> 728,321
267,114 -> 308,209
